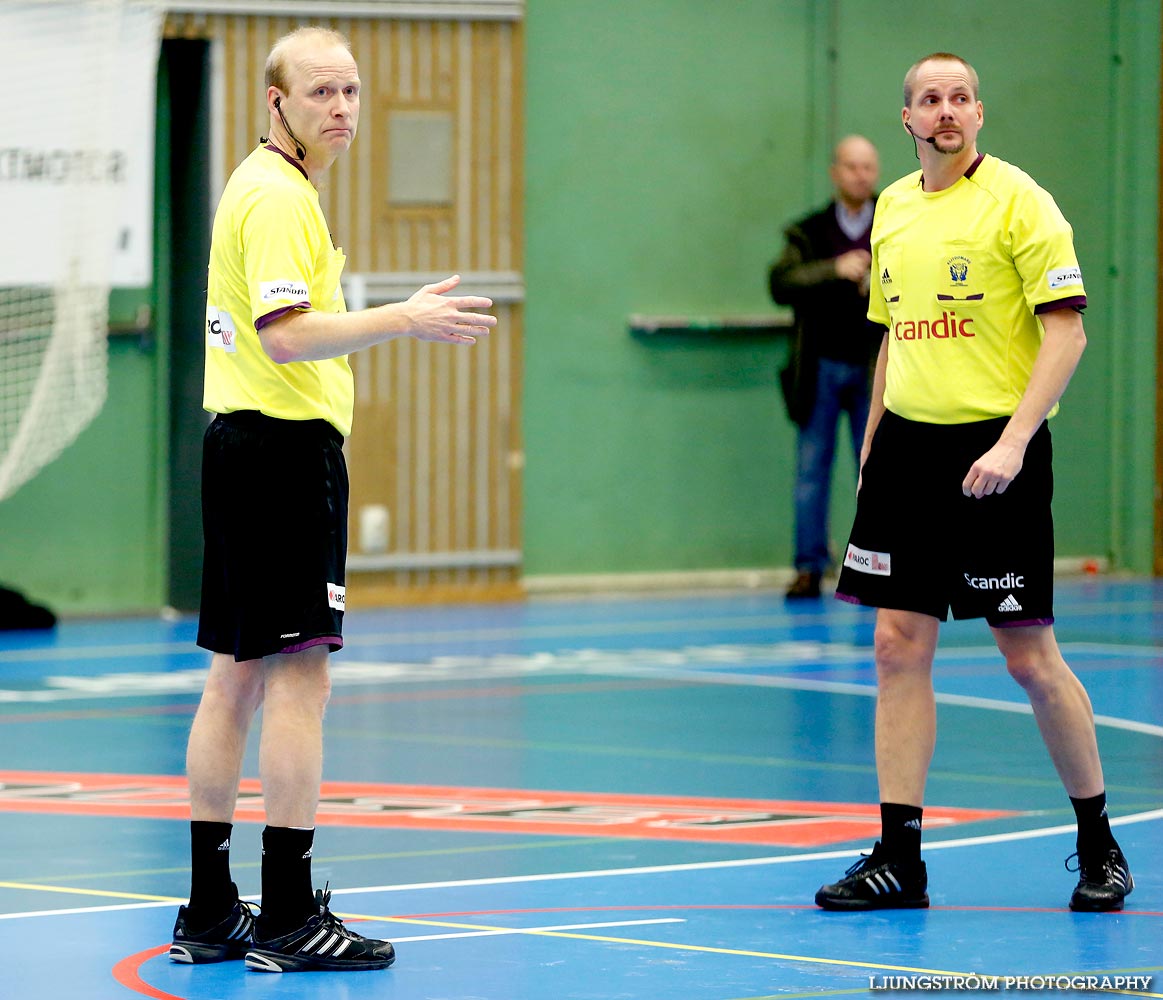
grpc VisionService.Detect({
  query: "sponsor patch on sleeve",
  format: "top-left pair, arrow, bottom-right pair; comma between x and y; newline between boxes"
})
259,279 -> 310,303
844,543 -> 891,576
1046,266 -> 1082,290
206,306 -> 237,353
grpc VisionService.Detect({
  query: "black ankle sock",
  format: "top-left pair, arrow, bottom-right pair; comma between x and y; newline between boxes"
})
1071,792 -> 1116,858
187,820 -> 236,926
260,826 -> 317,936
880,802 -> 923,862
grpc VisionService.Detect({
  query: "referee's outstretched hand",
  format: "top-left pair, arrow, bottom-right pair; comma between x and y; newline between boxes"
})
405,275 -> 497,344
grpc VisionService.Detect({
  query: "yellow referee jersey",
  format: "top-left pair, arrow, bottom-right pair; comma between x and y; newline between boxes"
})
203,145 -> 354,436
869,154 -> 1085,424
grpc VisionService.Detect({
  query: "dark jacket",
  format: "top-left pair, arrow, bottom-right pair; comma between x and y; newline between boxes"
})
768,200 -> 880,425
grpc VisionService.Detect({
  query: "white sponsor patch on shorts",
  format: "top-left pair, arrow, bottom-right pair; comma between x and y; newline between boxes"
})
259,279 -> 310,303
327,583 -> 346,611
1046,266 -> 1082,290
844,543 -> 891,576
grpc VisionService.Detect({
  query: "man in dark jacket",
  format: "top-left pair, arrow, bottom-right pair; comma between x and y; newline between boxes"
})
769,135 -> 881,599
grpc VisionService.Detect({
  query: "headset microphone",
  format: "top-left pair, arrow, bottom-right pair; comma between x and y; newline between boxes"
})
273,95 -> 307,161
904,121 -> 937,145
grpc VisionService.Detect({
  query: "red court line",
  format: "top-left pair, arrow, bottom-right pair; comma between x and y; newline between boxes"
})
111,944 -> 185,1000
0,770 -> 1016,847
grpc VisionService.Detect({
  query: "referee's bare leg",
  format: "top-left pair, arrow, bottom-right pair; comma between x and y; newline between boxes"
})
992,624 -> 1103,796
186,648 -> 329,823
873,608 -> 940,806
187,653 -> 266,822
258,647 -> 329,826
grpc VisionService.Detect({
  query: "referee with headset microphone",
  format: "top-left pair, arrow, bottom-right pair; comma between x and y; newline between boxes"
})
169,26 -> 496,972
815,52 -> 1133,913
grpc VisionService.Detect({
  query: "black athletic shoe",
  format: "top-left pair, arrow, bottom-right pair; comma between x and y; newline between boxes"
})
245,887 -> 396,972
1067,847 -> 1134,912
169,892 -> 258,963
815,842 -> 929,910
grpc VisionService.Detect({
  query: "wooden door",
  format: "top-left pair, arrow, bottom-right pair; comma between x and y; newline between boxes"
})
165,5 -> 524,604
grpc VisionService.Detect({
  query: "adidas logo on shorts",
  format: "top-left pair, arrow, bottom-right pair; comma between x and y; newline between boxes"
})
998,594 -> 1023,613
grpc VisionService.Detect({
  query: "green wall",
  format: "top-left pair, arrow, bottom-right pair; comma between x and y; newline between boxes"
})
0,0 -> 1157,614
524,0 -> 1160,578
0,336 -> 165,612
523,1 -> 818,575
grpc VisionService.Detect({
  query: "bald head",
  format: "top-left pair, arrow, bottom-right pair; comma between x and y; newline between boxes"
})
265,26 -> 352,96
262,25 -> 360,176
903,52 -> 979,108
830,135 -> 878,210
832,135 -> 877,167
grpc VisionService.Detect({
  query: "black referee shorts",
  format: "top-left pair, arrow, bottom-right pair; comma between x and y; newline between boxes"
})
197,410 -> 349,661
836,411 -> 1054,627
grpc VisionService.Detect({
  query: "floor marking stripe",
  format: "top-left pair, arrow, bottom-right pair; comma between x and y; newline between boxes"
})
384,913 -> 1160,994
0,880 -> 180,903
3,807 -> 1160,920
467,927 -> 967,975
0,901 -> 186,920
13,836 -> 617,886
1,614 -> 1158,665
348,910 -> 966,975
393,908 -> 1163,995
330,806 -> 1163,897
595,668 -> 1163,738
110,944 -> 183,1000
921,808 -> 1163,851
0,770 -> 1011,847
382,916 -> 684,942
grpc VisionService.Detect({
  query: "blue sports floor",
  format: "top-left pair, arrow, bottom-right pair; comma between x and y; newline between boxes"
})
0,577 -> 1160,998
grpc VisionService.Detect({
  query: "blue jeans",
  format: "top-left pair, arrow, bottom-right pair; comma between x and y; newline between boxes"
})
793,357 -> 870,575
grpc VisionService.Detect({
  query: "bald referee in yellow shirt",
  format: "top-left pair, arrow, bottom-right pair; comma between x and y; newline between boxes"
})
816,52 -> 1132,913
169,26 -> 496,972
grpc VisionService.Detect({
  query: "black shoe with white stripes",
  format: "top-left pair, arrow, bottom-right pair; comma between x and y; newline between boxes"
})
1067,846 -> 1134,912
245,887 -> 396,972
169,890 -> 257,963
815,842 -> 929,910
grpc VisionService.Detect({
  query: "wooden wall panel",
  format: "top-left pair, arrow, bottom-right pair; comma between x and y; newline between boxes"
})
164,11 -> 524,604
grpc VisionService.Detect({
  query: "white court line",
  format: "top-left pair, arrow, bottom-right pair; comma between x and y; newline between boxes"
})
2,807 -> 1160,921
0,616 -> 832,664
932,691 -> 1163,739
593,667 -> 1163,738
388,917 -> 684,943
0,621 -> 1158,665
328,806 -> 1163,897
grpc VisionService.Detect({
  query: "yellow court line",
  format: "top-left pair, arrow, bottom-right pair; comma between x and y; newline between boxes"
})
356,912 -> 967,976
361,912 -> 1163,997
0,891 -> 1155,997
0,880 -> 181,903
